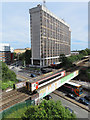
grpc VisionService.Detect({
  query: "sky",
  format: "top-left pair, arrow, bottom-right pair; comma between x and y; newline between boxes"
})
2,2 -> 88,51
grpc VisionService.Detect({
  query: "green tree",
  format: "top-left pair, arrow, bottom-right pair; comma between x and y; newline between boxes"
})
13,52 -> 17,59
18,50 -> 31,65
79,50 -> 88,56
2,62 -> 17,82
19,53 -> 25,61
25,50 -> 31,64
86,69 -> 90,80
22,100 -> 76,120
59,54 -> 65,62
59,54 -> 73,68
85,48 -> 90,55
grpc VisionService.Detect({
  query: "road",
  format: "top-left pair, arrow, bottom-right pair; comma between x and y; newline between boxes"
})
50,92 -> 89,119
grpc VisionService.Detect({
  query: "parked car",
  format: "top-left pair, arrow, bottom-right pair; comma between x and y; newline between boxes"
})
78,97 -> 90,105
65,106 -> 74,114
31,73 -> 36,77
15,64 -> 19,67
66,93 -> 76,99
43,95 -> 52,100
37,72 -> 41,75
84,95 -> 90,101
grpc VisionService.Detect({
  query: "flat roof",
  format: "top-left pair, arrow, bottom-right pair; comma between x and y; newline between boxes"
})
30,4 -> 70,29
67,81 -> 81,87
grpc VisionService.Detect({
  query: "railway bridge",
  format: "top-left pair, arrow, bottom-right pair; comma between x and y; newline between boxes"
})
0,58 -> 88,111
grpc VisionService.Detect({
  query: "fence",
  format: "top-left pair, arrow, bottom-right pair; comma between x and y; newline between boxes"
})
0,99 -> 35,119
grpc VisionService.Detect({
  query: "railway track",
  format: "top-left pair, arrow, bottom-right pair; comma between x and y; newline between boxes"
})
0,93 -> 30,112
0,88 -> 30,112
0,92 -> 23,106
0,90 -> 18,102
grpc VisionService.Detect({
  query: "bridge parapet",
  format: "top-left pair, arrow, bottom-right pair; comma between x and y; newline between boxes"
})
37,70 -> 79,99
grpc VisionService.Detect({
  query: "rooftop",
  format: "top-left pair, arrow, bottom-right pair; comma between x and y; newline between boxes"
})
30,4 -> 70,28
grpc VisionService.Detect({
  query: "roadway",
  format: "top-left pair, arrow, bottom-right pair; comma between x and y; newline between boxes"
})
50,92 -> 89,119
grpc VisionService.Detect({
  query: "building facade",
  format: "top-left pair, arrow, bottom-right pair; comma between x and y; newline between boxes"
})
30,4 -> 71,67
0,43 -> 14,64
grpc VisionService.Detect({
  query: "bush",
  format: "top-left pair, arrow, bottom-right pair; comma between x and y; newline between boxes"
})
0,62 -> 18,90
2,62 -> 17,82
22,100 -> 76,120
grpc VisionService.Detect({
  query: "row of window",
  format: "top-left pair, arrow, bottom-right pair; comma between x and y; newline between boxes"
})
41,10 -> 69,29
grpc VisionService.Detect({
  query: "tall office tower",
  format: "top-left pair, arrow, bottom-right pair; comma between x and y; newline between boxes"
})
29,4 -> 71,67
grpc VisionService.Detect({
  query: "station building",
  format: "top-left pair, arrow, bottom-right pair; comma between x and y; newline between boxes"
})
30,4 -> 71,67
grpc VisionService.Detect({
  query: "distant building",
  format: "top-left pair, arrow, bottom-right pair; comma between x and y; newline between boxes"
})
71,52 -> 79,55
0,43 -> 14,64
30,4 -> 71,67
14,48 -> 31,54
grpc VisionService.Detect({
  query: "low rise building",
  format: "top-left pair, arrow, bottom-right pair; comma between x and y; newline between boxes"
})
14,48 -> 31,54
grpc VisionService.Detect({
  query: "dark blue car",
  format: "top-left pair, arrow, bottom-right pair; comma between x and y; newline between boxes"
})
79,97 -> 90,105
31,73 -> 36,77
84,95 -> 90,101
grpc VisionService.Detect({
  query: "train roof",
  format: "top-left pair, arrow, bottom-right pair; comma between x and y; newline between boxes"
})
27,69 -> 65,83
67,81 -> 81,87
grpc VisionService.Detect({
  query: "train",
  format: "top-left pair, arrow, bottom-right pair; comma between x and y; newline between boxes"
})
26,70 -> 66,92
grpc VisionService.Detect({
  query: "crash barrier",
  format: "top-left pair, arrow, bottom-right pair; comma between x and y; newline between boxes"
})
0,99 -> 35,119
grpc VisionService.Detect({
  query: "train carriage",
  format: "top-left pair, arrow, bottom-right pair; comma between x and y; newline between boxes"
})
26,70 -> 66,92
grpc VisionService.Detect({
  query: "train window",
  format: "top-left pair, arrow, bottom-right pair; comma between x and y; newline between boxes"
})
29,83 -> 31,87
39,73 -> 61,85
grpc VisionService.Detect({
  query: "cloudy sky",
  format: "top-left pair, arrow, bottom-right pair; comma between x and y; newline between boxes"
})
2,2 -> 88,50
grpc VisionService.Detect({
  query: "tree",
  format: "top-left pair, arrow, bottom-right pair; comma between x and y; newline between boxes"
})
59,54 -> 65,62
59,54 -> 73,68
79,50 -> 88,56
18,50 -> 31,65
13,52 -> 17,59
19,53 -> 25,61
86,69 -> 90,80
2,62 -> 17,82
25,50 -> 31,64
85,48 -> 90,55
22,100 -> 76,120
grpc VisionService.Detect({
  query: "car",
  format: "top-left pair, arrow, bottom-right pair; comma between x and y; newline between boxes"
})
43,95 -> 52,100
15,64 -> 19,67
78,97 -> 90,105
31,73 -> 36,77
84,95 -> 90,101
12,66 -> 15,69
66,93 -> 76,99
65,106 -> 74,114
37,72 -> 41,75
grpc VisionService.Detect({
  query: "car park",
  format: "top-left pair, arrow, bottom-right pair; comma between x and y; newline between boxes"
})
43,95 -> 52,100
65,106 -> 74,114
78,97 -> 90,105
